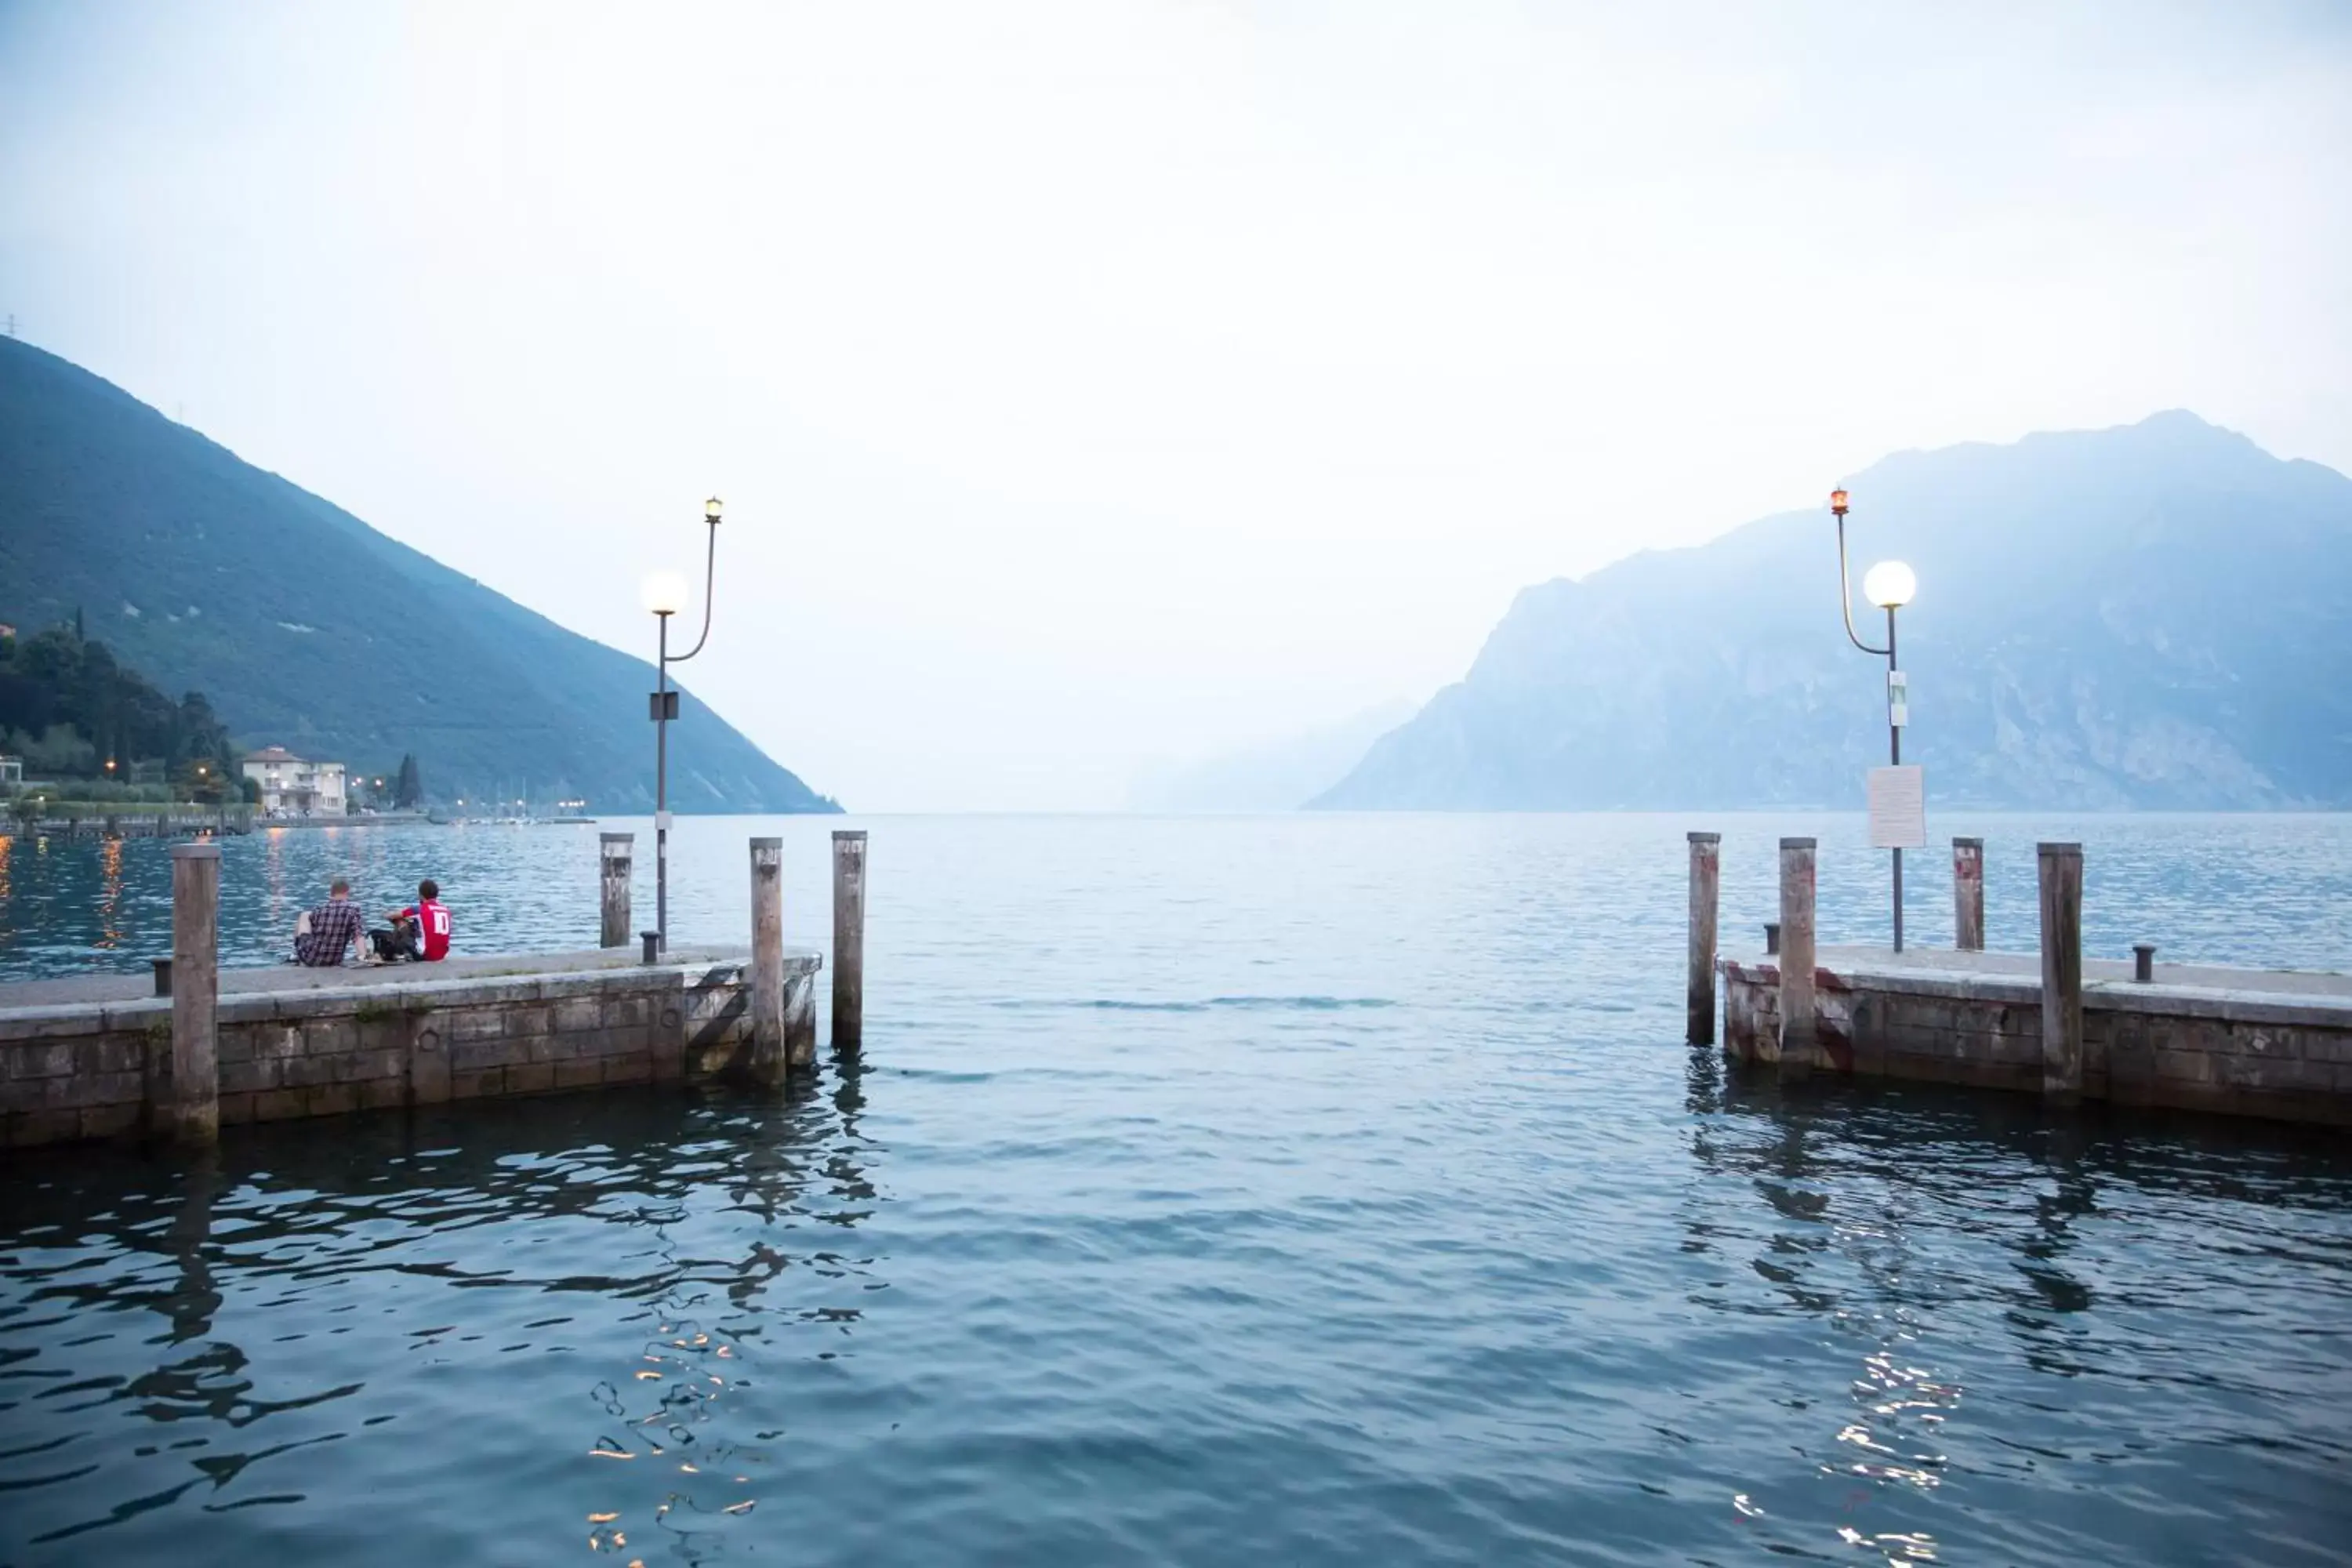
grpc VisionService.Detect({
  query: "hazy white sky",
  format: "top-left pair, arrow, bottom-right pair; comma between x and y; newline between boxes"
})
4,1 -> 2347,810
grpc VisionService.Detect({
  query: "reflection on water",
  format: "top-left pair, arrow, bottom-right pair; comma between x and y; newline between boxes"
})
2,1083 -> 882,1562
94,838 -> 123,952
5,815 -> 2352,1565
1686,1052 -> 2352,1564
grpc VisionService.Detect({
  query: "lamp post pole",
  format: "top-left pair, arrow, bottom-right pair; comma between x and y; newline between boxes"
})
1884,601 -> 1902,953
644,497 -> 725,956
654,607 -> 673,952
1830,488 -> 1915,953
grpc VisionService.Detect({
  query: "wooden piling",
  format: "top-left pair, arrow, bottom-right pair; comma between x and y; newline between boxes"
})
599,833 -> 633,949
1686,832 -> 1719,1044
2038,842 -> 2084,1102
168,842 -> 221,1145
1777,837 -> 1817,1076
832,830 -> 867,1053
748,837 -> 786,1086
1953,837 -> 1985,952
785,964 -> 816,1072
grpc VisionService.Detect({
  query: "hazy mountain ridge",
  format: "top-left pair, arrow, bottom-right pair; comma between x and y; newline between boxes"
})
0,339 -> 836,811
1127,699 -> 1415,811
1315,412 -> 2352,811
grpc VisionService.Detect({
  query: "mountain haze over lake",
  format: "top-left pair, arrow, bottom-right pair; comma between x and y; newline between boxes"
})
0,339 -> 834,813
1127,700 -> 1415,812
1316,413 -> 2352,811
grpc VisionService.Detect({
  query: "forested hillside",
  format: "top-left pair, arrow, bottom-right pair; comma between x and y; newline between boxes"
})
0,338 -> 836,812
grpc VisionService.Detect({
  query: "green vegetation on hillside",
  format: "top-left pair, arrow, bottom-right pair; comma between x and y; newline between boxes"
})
0,337 -> 838,813
0,623 -> 241,800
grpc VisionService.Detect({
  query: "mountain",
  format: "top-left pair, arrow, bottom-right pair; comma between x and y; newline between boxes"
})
1315,412 -> 2352,811
1127,699 -> 1415,811
0,338 -> 837,812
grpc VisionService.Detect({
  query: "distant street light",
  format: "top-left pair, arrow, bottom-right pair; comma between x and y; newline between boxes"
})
640,495 -> 726,954
1830,488 -> 1919,952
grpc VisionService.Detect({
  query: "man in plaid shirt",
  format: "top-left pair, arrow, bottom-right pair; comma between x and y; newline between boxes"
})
295,878 -> 367,966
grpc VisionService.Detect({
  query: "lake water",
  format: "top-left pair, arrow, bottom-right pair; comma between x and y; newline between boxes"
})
3,813 -> 2350,1565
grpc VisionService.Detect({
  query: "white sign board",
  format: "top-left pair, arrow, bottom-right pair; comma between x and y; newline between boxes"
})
1867,764 -> 1926,849
1887,670 -> 1909,728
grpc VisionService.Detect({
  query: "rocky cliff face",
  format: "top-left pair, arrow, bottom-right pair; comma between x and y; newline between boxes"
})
1315,412 -> 2352,811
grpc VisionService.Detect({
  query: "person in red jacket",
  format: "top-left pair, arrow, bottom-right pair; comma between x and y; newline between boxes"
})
386,879 -> 453,961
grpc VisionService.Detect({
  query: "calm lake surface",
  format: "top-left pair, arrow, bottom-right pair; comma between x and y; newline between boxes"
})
3,813 -> 2350,1565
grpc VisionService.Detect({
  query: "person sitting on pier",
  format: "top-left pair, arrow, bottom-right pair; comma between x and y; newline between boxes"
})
293,877 -> 368,967
379,879 -> 452,963
368,913 -> 420,962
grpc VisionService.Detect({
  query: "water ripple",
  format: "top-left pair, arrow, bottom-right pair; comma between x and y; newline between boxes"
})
5,814 -> 2352,1564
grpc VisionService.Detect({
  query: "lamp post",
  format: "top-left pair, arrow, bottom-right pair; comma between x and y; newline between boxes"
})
1829,488 -> 1918,951
640,495 -> 725,954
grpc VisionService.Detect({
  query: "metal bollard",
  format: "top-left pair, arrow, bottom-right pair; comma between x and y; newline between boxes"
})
2134,943 -> 2156,983
641,931 -> 661,965
151,957 -> 173,997
1764,922 -> 1781,956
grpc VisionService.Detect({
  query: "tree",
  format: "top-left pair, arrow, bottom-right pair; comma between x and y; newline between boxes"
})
0,630 -> 233,788
394,753 -> 423,810
16,723 -> 96,775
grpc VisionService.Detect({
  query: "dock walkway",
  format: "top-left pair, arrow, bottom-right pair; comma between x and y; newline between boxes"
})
0,945 -> 760,1009
2,944 -> 821,1150
1717,942 -> 2352,1125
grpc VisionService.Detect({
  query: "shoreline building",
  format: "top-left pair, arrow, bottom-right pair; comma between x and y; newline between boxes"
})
242,746 -> 348,817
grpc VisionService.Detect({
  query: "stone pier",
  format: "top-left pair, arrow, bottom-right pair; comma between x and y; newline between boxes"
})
0,946 -> 821,1150
1718,945 -> 2352,1127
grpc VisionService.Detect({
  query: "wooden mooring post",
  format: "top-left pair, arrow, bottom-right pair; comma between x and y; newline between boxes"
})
1953,837 -> 1985,952
599,833 -> 633,948
1777,837 -> 1817,1076
1686,832 -> 1719,1044
748,837 -> 787,1086
832,830 -> 867,1052
2038,842 -> 2085,1102
169,841 -> 222,1145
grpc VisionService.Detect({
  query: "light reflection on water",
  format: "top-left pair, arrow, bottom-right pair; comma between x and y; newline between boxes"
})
2,813 -> 2350,1565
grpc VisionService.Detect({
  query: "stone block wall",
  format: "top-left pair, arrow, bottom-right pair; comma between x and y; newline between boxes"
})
0,956 -> 818,1149
1720,957 -> 2352,1126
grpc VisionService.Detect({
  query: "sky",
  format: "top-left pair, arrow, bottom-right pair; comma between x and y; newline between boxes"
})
3,1 -> 2347,811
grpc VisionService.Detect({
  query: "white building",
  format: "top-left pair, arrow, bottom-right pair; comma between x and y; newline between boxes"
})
242,746 -> 349,816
